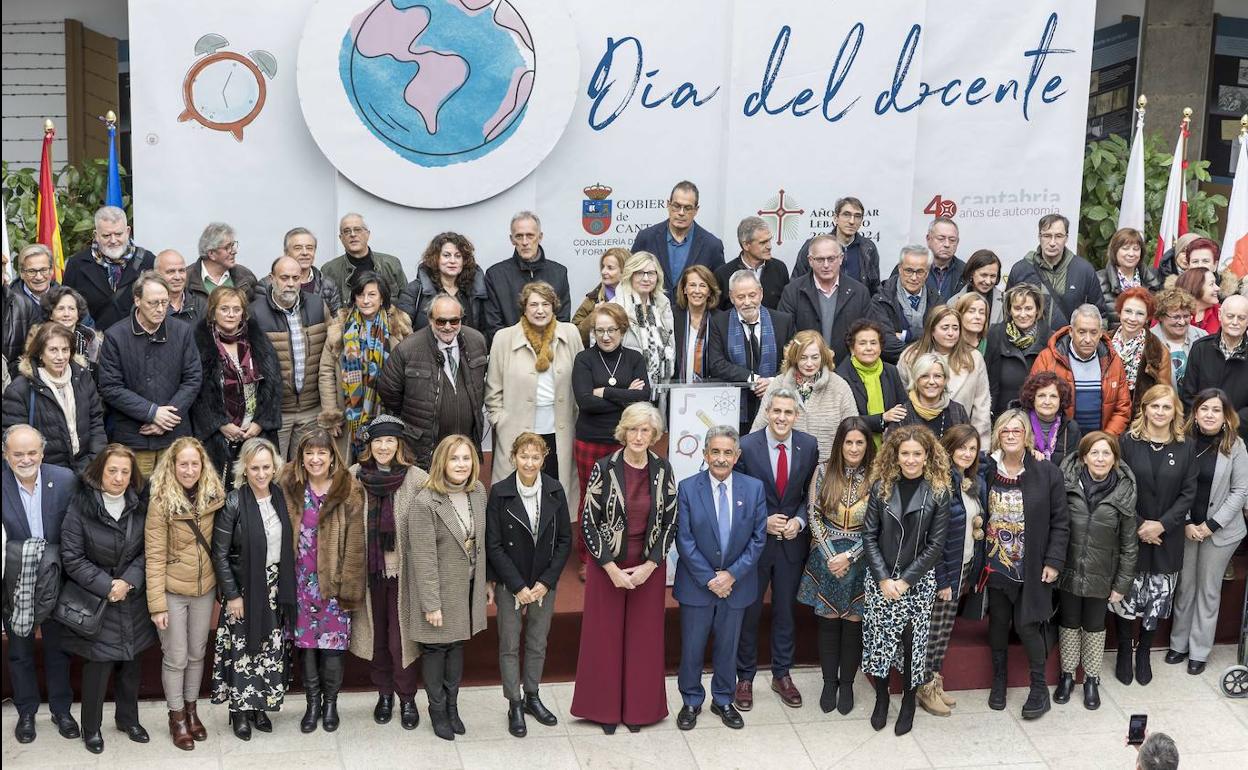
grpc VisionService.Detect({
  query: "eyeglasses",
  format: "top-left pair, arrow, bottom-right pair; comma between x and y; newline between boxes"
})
838,211 -> 864,221
999,428 -> 1025,436
809,255 -> 843,265
213,241 -> 239,253
432,317 -> 462,327
340,227 -> 367,236
633,270 -> 659,279
141,299 -> 170,309
900,267 -> 928,277
21,266 -> 52,276
593,326 -> 620,337
1160,313 -> 1188,322
668,202 -> 697,213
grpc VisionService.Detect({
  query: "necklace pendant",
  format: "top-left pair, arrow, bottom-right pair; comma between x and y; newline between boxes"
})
608,377 -> 617,386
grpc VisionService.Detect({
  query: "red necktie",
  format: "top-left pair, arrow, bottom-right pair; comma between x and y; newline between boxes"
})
776,443 -> 788,500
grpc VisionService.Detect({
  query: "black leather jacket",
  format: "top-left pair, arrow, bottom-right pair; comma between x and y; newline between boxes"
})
210,490 -> 248,602
862,478 -> 951,586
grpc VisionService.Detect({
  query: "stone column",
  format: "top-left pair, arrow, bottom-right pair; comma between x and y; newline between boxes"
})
1138,0 -> 1214,150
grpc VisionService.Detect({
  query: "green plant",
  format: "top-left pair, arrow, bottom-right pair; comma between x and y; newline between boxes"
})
1080,132 -> 1226,269
2,158 -> 132,265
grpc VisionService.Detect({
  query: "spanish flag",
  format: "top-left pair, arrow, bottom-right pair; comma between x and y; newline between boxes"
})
37,121 -> 65,282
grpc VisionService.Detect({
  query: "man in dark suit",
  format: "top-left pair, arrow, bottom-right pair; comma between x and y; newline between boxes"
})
674,425 -> 768,731
707,271 -> 795,434
732,391 -> 819,711
2,424 -> 80,743
715,216 -> 789,310
884,217 -> 966,304
791,196 -> 882,296
631,180 -> 725,297
779,235 -> 871,366
870,245 -> 938,363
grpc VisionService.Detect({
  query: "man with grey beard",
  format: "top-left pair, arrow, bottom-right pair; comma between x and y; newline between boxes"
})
250,256 -> 331,456
154,249 -> 206,323
62,205 -> 157,330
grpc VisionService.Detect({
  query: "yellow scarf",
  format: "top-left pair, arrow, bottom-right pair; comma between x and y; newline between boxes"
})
909,392 -> 943,421
520,317 -> 556,372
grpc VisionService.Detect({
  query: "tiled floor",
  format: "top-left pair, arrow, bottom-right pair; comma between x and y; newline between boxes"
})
3,644 -> 1246,769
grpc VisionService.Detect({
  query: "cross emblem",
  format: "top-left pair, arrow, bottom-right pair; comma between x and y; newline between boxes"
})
757,189 -> 805,246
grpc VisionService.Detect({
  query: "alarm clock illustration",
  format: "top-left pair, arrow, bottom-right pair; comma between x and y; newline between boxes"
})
177,33 -> 277,142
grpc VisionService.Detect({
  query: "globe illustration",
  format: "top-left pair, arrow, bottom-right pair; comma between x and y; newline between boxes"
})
340,0 -> 535,168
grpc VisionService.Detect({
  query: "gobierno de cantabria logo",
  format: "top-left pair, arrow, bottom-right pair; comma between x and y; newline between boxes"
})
298,0 -> 578,209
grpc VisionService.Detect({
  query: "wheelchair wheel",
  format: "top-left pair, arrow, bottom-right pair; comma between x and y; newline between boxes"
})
1221,665 -> 1248,698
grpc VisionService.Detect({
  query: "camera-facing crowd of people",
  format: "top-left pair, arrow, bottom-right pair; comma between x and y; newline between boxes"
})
2,184 -> 1244,753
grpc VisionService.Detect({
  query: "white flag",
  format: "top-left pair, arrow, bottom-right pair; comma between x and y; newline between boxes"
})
1223,132 -> 1248,276
1117,109 -> 1146,232
1154,122 -> 1188,268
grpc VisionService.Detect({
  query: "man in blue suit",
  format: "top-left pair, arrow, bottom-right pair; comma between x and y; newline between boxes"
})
2,424 -> 80,743
674,425 -> 767,731
630,180 -> 725,298
733,389 -> 819,710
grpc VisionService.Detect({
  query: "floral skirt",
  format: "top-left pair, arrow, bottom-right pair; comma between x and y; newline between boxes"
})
211,564 -> 289,711
1109,571 -> 1177,631
797,537 -> 866,619
862,570 -> 936,689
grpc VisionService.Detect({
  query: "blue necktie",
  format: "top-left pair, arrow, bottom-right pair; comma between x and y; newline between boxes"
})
907,292 -> 921,311
717,481 -> 731,554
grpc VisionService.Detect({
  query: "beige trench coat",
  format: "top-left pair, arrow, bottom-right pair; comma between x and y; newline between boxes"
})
347,464 -> 428,669
484,321 -> 583,512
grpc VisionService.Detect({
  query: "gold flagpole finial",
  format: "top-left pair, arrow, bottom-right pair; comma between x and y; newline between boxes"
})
43,118 -> 55,133
1182,107 -> 1193,124
105,110 -> 117,125
1137,94 -> 1147,110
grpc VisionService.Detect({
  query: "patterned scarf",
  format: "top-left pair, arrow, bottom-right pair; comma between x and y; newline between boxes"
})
37,365 -> 78,455
357,461 -> 406,577
520,316 -> 556,372
1029,411 -> 1060,460
629,296 -> 673,385
1005,320 -> 1036,350
1111,328 -> 1147,389
212,322 -> 259,427
91,241 -> 135,291
794,369 -> 821,402
341,309 -> 390,455
1116,269 -> 1140,290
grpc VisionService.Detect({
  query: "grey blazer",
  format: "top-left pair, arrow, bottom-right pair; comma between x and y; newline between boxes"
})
1199,437 -> 1248,547
406,482 -> 489,644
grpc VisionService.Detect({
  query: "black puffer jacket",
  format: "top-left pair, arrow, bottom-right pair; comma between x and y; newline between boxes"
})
482,248 -> 572,344
1059,454 -> 1139,599
395,265 -> 489,333
1,358 -> 106,473
862,478 -> 951,587
258,265 -> 342,316
378,324 -> 488,470
59,486 -> 158,662
190,319 -> 283,476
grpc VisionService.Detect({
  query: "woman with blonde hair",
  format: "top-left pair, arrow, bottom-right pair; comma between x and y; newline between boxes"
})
572,247 -> 627,347
486,281 -> 583,506
1112,384 -> 1196,686
281,427 -> 364,733
210,437 -> 296,740
893,353 -> 970,438
752,330 -> 858,462
967,409 -> 1069,720
899,305 -> 991,442
145,437 -> 225,749
409,434 -> 489,741
348,414 -> 429,730
608,250 -> 675,389
861,424 -> 951,736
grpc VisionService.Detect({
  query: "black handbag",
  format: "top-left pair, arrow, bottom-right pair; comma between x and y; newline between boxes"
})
53,512 -> 132,637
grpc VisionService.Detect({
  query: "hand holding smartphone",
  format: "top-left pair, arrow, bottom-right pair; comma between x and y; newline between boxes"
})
1127,713 -> 1148,746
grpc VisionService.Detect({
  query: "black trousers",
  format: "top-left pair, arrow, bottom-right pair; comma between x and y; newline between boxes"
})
987,587 -> 1047,669
4,619 -> 73,717
1058,589 -> 1108,632
539,434 -> 559,480
420,641 -> 464,711
80,658 -> 142,734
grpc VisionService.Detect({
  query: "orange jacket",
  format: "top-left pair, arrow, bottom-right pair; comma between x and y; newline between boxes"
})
1030,326 -> 1133,436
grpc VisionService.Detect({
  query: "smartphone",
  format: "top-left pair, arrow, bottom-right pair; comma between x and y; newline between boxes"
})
1127,714 -> 1148,746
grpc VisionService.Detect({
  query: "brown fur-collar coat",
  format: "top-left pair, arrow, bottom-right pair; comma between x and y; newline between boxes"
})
281,469 -> 366,611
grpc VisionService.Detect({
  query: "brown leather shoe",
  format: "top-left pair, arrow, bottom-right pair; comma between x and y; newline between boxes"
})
184,701 -> 207,741
734,680 -> 754,711
771,675 -> 803,708
168,708 -> 195,751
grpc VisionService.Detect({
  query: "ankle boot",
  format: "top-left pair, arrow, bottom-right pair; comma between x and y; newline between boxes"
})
1135,629 -> 1154,686
1055,626 -> 1080,704
817,618 -> 842,713
1020,668 -> 1051,720
168,708 -> 194,751
870,675 -> 891,731
1082,676 -> 1102,710
934,672 -> 956,708
230,710 -> 251,741
838,622 -> 863,716
1114,616 -> 1134,685
321,654 -> 344,732
895,687 -> 918,735
183,701 -> 207,741
1081,630 -> 1106,710
300,649 -> 322,733
989,650 -> 1008,710
917,679 -> 950,716
1053,672 -> 1075,704
508,700 -> 528,738
428,705 -> 455,741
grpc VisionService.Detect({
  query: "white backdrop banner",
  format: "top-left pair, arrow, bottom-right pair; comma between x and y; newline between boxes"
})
130,0 -> 1094,294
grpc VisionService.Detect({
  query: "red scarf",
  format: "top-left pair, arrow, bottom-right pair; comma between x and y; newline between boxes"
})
213,323 -> 259,426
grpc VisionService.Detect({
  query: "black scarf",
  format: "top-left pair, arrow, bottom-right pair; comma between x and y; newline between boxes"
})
1079,467 -> 1118,510
357,461 -> 407,577
236,484 -> 296,652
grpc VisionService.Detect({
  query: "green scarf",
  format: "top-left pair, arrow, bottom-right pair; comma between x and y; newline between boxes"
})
851,356 -> 885,445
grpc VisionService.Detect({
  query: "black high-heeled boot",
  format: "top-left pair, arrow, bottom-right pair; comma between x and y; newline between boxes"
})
894,687 -> 917,736
300,649 -> 321,733
838,621 -> 863,716
988,650 -> 1008,710
1135,629 -> 1155,686
870,675 -> 891,731
1113,615 -> 1134,686
321,654 -> 344,732
817,617 -> 842,713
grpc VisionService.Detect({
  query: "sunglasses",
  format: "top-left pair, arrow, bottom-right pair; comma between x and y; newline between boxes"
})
433,317 -> 462,327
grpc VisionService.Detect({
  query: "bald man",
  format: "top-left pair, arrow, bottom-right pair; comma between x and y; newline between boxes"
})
250,255 -> 332,456
1181,294 -> 1248,440
155,249 -> 206,323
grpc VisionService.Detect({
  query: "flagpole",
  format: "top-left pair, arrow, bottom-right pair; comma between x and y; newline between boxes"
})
1134,95 -> 1146,137
1179,107 -> 1192,236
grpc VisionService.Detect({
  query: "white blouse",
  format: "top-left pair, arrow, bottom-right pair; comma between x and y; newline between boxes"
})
256,495 -> 282,567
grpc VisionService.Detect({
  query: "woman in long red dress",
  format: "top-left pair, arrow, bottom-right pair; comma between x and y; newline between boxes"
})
571,402 -> 677,733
